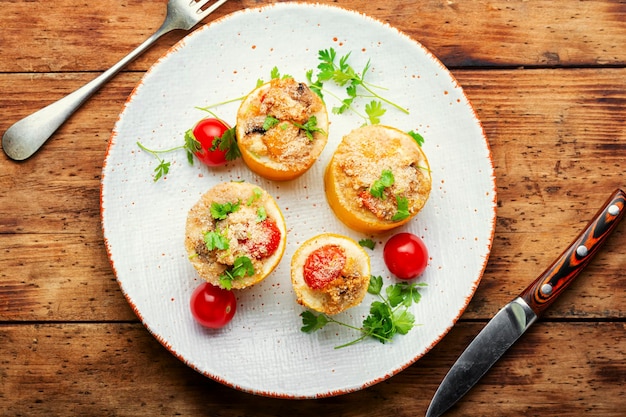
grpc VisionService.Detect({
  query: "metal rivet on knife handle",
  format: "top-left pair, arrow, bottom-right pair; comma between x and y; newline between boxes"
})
519,189 -> 626,316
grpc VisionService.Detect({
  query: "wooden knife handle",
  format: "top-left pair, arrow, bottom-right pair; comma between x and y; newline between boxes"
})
519,189 -> 626,316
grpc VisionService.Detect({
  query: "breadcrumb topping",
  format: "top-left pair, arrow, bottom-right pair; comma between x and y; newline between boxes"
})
332,125 -> 431,222
237,77 -> 328,171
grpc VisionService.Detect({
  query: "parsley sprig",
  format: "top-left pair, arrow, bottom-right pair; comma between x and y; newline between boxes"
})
137,114 -> 238,182
219,256 -> 254,290
203,230 -> 229,251
300,276 -> 427,349
307,48 -> 409,125
392,195 -> 410,221
210,200 -> 241,220
291,115 -> 326,140
370,169 -> 395,199
358,238 -> 376,250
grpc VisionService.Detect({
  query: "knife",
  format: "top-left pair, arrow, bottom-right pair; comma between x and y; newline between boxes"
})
425,188 -> 626,417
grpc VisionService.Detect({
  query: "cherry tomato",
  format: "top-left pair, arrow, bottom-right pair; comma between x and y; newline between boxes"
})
190,282 -> 237,328
383,232 -> 428,280
240,219 -> 282,260
303,245 -> 346,289
191,118 -> 231,167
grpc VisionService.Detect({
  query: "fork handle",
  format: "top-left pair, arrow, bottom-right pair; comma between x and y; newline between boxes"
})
2,20 -> 176,161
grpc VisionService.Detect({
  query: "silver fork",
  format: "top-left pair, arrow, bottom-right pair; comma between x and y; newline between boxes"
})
2,0 -> 229,161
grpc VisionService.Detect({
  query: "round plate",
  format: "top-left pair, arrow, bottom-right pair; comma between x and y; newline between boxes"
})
101,3 -> 496,399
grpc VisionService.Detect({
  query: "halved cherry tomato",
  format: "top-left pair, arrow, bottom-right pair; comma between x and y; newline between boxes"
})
240,219 -> 282,260
303,244 -> 346,289
383,232 -> 429,280
190,282 -> 236,328
191,118 -> 232,167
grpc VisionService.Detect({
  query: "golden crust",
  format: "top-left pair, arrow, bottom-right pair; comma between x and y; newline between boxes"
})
291,233 -> 370,315
324,125 -> 432,233
236,78 -> 329,181
184,182 -> 286,289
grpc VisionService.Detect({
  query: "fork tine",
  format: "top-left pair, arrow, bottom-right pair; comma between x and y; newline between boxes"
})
193,0 -> 229,20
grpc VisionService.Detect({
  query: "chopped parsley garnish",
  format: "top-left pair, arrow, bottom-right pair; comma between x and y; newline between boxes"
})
392,195 -> 410,222
256,207 -> 267,222
208,126 -> 240,161
300,275 -> 427,348
408,130 -> 425,147
291,115 -> 325,141
203,230 -> 229,251
358,238 -> 376,250
370,169 -> 395,199
210,200 -> 241,220
246,188 -> 263,206
219,256 -> 255,290
263,115 -> 280,131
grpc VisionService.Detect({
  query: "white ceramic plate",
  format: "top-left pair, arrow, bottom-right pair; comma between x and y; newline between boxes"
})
101,3 -> 496,398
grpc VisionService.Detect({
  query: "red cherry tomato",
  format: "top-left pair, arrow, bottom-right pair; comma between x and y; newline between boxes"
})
240,219 -> 282,260
383,232 -> 429,280
303,245 -> 346,289
191,118 -> 231,167
190,282 -> 237,328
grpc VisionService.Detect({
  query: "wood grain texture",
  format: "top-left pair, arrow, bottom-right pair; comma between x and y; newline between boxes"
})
0,323 -> 623,416
1,0 -> 624,72
1,0 -> 624,415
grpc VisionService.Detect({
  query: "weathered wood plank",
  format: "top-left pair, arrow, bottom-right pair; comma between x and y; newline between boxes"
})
0,322 -> 623,416
0,233 -> 135,322
0,0 -> 624,73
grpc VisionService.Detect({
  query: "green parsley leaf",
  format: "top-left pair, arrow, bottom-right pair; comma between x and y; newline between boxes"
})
246,188 -> 263,206
365,100 -> 386,125
210,200 -> 241,221
219,256 -> 254,290
367,275 -> 384,295
219,274 -> 234,290
233,256 -> 254,276
300,311 -> 329,333
363,301 -> 395,343
393,309 -> 415,335
137,141 -> 182,182
210,126 -> 240,161
408,130 -> 425,147
256,207 -> 267,222
153,160 -> 170,182
203,230 -> 229,251
370,169 -> 395,199
358,238 -> 376,250
385,284 -> 405,308
391,195 -> 410,221
183,129 -> 202,165
269,66 -> 292,80
305,69 -> 324,99
263,116 -> 280,131
292,115 -> 326,141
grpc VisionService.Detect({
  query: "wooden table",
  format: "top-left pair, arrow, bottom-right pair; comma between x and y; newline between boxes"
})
1,1 -> 624,415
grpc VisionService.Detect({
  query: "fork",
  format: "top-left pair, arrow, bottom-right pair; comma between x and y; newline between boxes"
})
2,0 -> 229,161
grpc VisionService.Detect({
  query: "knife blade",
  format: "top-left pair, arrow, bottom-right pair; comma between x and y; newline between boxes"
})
425,188 -> 626,417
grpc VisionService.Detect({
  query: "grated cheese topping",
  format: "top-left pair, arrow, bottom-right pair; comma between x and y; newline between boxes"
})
185,182 -> 285,288
331,125 -> 431,222
237,77 -> 328,171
